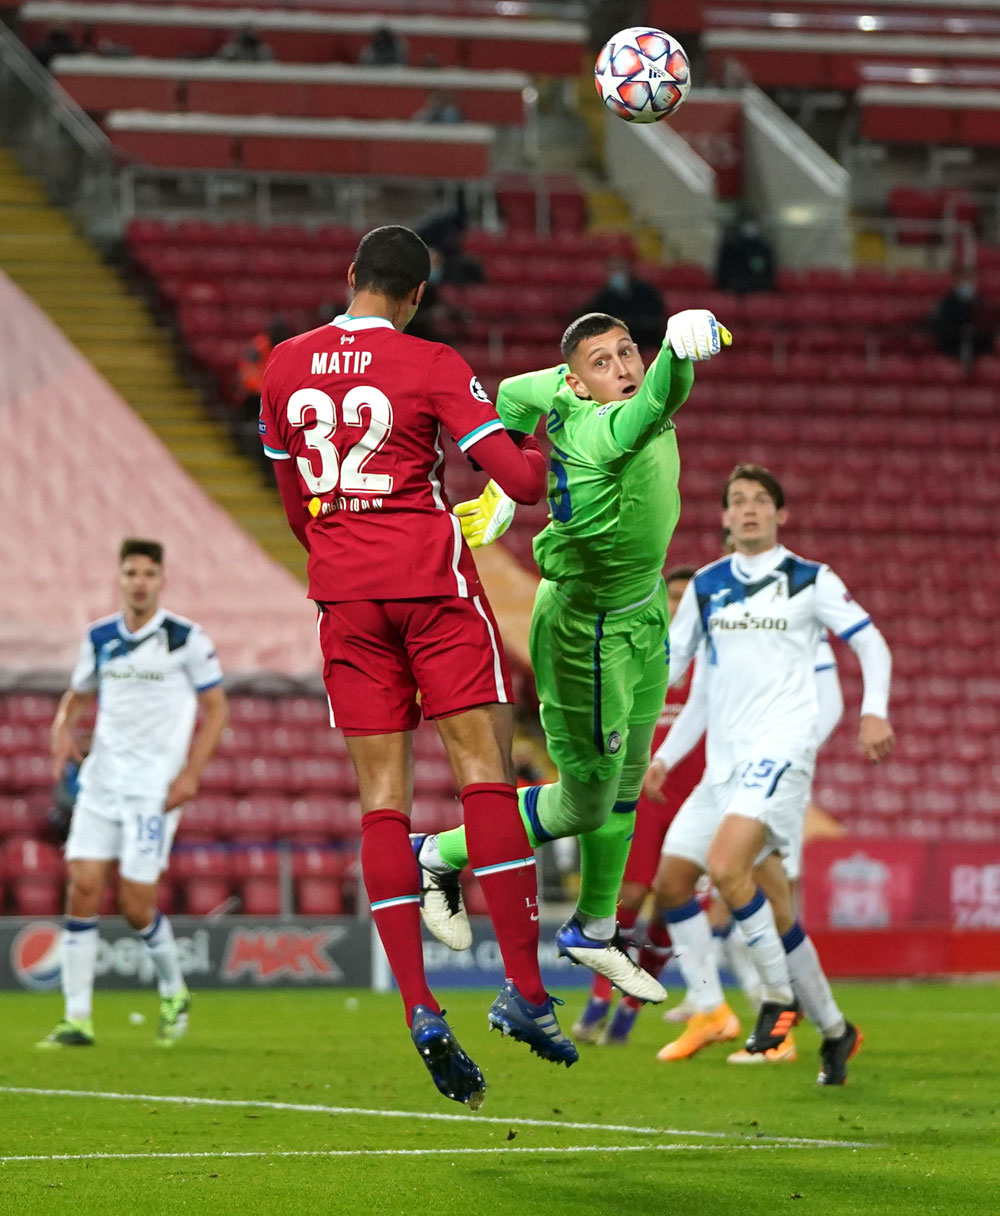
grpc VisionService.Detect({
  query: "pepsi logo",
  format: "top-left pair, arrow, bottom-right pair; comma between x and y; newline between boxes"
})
11,922 -> 62,990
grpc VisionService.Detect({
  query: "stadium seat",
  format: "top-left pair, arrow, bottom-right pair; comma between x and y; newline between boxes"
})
9,878 -> 63,916
296,877 -> 345,916
239,876 -> 283,916
182,877 -> 233,916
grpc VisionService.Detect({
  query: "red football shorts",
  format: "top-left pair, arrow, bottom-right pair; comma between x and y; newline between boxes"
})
316,594 -> 513,735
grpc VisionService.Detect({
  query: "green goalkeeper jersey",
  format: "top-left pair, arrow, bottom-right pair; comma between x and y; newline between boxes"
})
495,338 -> 694,610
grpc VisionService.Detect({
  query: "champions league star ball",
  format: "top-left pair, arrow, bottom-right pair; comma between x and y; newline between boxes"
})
594,27 -> 691,123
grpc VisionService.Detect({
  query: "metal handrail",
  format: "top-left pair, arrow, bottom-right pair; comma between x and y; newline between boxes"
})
0,22 -> 119,242
0,22 -> 110,158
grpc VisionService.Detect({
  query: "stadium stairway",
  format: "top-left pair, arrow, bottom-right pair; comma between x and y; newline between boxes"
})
0,148 -> 304,578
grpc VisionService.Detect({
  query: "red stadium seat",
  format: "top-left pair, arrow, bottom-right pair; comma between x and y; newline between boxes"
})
9,878 -> 63,916
239,877 -> 283,916
182,877 -> 232,916
296,877 -> 345,916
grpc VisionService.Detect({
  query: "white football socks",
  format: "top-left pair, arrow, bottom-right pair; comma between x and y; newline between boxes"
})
138,912 -> 185,999
62,917 -> 99,1021
720,923 -> 765,1010
665,899 -> 725,1013
731,889 -> 793,1005
783,922 -> 845,1039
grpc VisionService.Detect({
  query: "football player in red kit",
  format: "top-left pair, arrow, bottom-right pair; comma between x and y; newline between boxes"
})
260,226 -> 577,1108
572,565 -> 702,1044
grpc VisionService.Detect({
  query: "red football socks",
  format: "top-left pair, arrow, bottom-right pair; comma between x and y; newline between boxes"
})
463,782 -> 547,1006
361,808 -> 437,1025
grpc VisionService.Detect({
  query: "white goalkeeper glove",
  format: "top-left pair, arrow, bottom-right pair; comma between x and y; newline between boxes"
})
454,480 -> 516,548
666,309 -> 733,361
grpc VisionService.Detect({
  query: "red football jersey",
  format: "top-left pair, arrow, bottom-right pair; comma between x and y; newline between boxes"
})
651,664 -> 706,810
260,315 -> 506,602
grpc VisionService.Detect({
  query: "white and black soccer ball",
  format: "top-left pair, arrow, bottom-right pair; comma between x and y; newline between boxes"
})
594,26 -> 691,123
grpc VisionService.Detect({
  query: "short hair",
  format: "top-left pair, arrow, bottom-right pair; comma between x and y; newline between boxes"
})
119,537 -> 164,566
561,312 -> 630,362
352,225 -> 430,301
665,564 -> 697,584
722,463 -> 785,509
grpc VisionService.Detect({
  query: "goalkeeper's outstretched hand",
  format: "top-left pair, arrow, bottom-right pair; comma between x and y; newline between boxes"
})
454,480 -> 516,548
666,309 -> 733,361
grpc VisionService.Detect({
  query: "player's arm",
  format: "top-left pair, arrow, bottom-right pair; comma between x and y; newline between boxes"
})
273,458 -> 311,551
570,311 -> 728,461
815,641 -> 844,747
51,634 -> 100,777
50,689 -> 95,779
434,347 -> 547,505
260,368 -> 311,550
166,684 -> 229,811
815,568 -> 894,763
645,653 -> 708,802
494,365 -> 564,433
458,428 -> 546,504
666,579 -> 704,688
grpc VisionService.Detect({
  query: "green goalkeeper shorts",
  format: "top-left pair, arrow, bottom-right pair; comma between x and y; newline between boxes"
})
529,579 -> 670,782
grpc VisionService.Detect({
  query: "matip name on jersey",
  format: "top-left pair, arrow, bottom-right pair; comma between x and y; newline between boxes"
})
310,350 -> 373,375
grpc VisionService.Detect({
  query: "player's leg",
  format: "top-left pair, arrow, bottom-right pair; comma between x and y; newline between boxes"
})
756,850 -> 860,1084
118,798 -> 189,1046
412,595 -> 575,1067
709,762 -> 809,1057
654,783 -> 740,1060
38,794 -> 117,1048
320,599 -> 485,1105
575,873 -> 648,1044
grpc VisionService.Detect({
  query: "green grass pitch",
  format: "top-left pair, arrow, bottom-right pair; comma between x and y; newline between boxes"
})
0,982 -> 996,1215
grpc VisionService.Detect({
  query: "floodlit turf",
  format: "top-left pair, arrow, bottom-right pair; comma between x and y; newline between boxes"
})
0,982 -> 996,1215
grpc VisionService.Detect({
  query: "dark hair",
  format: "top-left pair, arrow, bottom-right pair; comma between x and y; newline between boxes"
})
119,538 -> 164,566
722,463 -> 785,509
561,312 -> 630,361
665,564 -> 697,584
352,225 -> 430,301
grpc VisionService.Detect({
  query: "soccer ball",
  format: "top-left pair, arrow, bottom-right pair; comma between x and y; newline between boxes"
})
594,26 -> 691,123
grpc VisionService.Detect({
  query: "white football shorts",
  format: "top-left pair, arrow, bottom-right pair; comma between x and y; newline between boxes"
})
662,755 -> 814,881
65,786 -> 181,885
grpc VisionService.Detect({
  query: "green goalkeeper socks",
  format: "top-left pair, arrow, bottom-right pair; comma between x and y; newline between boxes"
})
575,804 -> 637,922
435,772 -> 620,872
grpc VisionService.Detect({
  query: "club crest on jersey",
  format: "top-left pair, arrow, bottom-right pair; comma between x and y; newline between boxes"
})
469,376 -> 490,403
607,730 -> 622,754
340,334 -> 355,344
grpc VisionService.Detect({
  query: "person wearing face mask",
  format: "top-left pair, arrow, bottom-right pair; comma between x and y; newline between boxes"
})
715,216 -> 776,295
583,258 -> 666,350
928,272 -> 996,364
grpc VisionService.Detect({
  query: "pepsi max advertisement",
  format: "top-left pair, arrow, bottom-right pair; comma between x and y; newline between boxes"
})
2,918 -> 371,990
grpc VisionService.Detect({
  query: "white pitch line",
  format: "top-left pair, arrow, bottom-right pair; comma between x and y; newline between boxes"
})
0,1145 -> 820,1164
0,1086 -> 875,1149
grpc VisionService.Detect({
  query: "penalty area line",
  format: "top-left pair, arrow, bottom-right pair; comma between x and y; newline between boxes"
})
0,1087 -> 875,1149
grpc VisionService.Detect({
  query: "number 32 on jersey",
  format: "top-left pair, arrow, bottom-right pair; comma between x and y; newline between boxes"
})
287,386 -> 394,495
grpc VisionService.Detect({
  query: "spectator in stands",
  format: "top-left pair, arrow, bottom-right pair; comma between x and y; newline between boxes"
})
237,316 -> 291,421
413,91 -> 465,125
32,25 -> 83,69
583,256 -> 665,349
359,24 -> 407,67
928,272 -> 996,365
715,216 -> 776,295
217,25 -> 273,63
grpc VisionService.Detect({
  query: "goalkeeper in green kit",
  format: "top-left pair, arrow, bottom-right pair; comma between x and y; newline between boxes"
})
413,307 -> 731,1012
